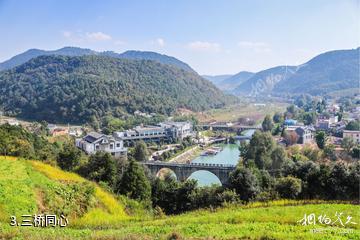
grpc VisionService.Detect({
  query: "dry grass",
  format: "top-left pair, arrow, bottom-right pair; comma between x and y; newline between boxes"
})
30,161 -> 85,182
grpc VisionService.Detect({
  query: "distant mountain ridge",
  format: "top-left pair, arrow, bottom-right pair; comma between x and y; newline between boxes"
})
233,66 -> 297,95
233,47 -> 360,96
0,47 -> 195,72
202,75 -> 233,85
220,71 -> 254,91
273,48 -> 360,95
202,72 -> 254,91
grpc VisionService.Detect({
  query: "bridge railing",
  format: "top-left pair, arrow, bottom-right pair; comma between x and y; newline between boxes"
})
142,161 -> 236,168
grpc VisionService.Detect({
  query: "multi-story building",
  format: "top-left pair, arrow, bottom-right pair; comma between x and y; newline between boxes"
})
115,125 -> 167,144
343,130 -> 360,144
115,121 -> 193,145
159,121 -> 193,140
316,115 -> 339,130
285,125 -> 315,144
76,132 -> 127,157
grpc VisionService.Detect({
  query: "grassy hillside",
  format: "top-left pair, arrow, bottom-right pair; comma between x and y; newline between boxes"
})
0,157 -> 359,240
0,156 -> 147,228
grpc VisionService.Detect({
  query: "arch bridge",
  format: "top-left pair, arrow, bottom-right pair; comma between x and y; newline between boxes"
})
142,161 -> 236,185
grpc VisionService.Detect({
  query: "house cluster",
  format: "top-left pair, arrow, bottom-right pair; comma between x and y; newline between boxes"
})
282,101 -> 360,148
76,121 -> 193,157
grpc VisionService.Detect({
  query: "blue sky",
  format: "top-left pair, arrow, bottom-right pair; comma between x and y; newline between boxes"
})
0,0 -> 359,74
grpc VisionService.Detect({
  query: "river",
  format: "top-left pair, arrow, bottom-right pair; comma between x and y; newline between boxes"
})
188,129 -> 255,186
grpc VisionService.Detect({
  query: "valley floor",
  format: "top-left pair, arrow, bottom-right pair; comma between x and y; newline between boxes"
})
195,102 -> 288,123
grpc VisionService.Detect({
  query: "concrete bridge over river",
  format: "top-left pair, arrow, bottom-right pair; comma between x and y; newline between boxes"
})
142,161 -> 236,185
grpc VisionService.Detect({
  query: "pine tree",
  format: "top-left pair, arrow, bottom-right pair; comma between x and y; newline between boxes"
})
116,159 -> 151,202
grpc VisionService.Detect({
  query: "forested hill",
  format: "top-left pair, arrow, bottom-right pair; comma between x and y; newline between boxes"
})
233,47 -> 359,96
0,55 -> 235,124
0,47 -> 195,72
273,48 -> 360,95
117,50 -> 194,72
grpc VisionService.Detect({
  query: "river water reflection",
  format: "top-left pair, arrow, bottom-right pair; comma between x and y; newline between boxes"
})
188,129 -> 255,186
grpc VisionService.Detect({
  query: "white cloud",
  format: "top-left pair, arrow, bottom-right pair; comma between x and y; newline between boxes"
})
62,31 -> 72,38
237,41 -> 271,53
62,30 -> 114,44
156,38 -> 165,47
114,40 -> 126,45
187,41 -> 221,52
150,38 -> 165,47
85,32 -> 112,41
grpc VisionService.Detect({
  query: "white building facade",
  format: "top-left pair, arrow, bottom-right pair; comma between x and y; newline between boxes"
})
76,132 -> 127,157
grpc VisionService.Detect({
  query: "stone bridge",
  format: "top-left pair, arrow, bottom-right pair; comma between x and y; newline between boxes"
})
197,123 -> 261,132
142,161 -> 236,185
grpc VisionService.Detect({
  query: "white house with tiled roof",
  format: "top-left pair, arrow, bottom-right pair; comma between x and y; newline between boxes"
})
76,132 -> 127,157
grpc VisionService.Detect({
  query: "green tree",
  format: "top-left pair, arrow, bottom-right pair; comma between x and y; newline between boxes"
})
273,112 -> 284,123
57,141 -> 81,171
133,141 -> 149,161
151,174 -> 180,214
352,146 -> 360,159
275,176 -> 302,199
345,120 -> 360,131
272,124 -> 281,136
262,115 -> 274,132
335,112 -> 343,121
302,112 -> 317,125
327,163 -> 350,199
116,159 -> 151,202
229,167 -> 260,201
0,132 -> 12,158
242,131 -> 275,169
347,163 -> 360,199
341,137 -> 355,155
87,151 -> 116,185
323,144 -> 337,161
271,146 -> 286,172
315,131 -> 327,149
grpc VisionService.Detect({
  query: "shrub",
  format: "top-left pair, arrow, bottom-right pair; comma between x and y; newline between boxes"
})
275,176 -> 302,199
229,167 -> 260,202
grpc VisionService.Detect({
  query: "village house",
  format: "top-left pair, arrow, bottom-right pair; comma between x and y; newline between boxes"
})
316,114 -> 339,131
343,130 -> 360,144
76,132 -> 127,157
285,125 -> 315,144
